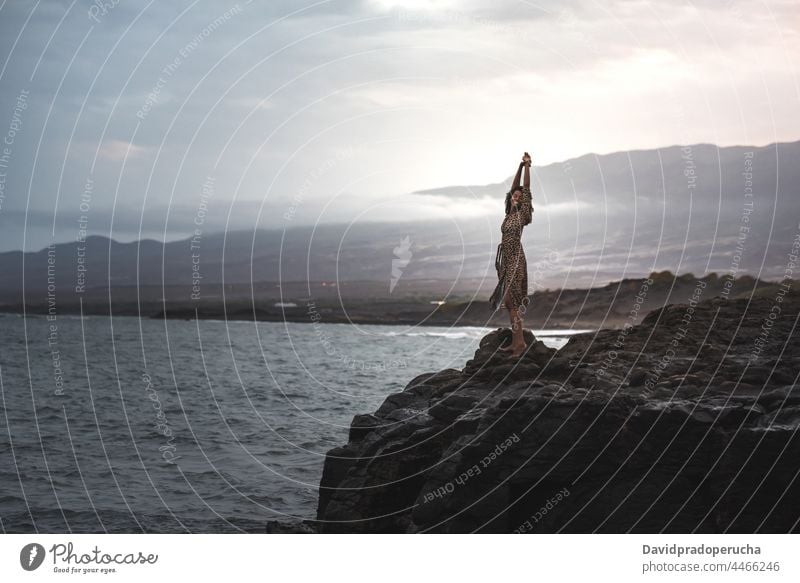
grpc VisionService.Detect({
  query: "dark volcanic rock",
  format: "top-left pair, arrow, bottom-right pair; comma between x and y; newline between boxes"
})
265,519 -> 319,533
315,293 -> 800,533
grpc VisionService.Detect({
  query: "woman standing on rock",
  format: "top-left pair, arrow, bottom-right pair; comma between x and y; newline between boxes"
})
489,152 -> 533,357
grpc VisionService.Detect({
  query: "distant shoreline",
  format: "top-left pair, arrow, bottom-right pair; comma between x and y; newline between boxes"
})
0,304 -> 592,330
3,271 -> 795,331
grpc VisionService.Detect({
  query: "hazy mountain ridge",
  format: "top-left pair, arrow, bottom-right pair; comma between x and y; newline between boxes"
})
1,140 -> 798,305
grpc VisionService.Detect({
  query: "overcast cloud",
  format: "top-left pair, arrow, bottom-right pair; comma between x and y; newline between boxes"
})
0,0 -> 797,251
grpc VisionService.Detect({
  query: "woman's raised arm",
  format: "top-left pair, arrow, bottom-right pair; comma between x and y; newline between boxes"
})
520,153 -> 533,224
511,161 -> 524,192
523,151 -> 531,189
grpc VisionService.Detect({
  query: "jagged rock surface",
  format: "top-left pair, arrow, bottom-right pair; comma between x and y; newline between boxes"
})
315,294 -> 800,533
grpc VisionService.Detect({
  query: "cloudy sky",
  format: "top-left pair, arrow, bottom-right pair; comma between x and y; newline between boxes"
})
0,0 -> 798,251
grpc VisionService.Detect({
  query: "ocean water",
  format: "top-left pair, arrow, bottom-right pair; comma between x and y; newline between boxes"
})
0,313 -> 583,533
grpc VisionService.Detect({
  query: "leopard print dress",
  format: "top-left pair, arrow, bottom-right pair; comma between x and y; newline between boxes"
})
490,186 -> 532,311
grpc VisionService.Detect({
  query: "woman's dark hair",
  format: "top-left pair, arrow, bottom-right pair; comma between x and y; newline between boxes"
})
504,187 -> 523,216
504,187 -> 532,225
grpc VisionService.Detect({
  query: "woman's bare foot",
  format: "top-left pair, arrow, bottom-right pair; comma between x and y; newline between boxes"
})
508,342 -> 528,358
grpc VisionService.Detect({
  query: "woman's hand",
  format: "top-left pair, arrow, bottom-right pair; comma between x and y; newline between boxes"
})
523,152 -> 532,167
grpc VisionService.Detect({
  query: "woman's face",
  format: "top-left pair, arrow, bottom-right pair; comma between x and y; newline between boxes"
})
511,189 -> 522,205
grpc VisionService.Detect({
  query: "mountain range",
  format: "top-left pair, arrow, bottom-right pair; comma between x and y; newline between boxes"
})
1,140 -> 797,312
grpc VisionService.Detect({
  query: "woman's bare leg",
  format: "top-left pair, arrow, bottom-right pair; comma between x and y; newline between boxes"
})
499,287 -> 528,355
498,287 -> 518,351
500,303 -> 517,352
